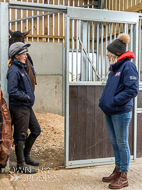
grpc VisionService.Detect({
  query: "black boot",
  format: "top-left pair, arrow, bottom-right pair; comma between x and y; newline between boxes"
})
24,134 -> 39,166
15,140 -> 37,174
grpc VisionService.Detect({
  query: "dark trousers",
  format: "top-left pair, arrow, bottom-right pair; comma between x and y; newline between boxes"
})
10,105 -> 41,142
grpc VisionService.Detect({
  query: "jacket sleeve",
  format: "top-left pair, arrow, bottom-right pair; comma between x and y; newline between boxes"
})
7,69 -> 30,102
114,64 -> 139,105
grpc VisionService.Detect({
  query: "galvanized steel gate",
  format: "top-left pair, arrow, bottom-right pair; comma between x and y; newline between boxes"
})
65,8 -> 139,168
0,2 -> 141,170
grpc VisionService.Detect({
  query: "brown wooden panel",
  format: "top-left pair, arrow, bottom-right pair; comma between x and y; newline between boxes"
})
137,90 -> 142,108
137,113 -> 142,157
93,86 -> 113,158
69,85 -> 134,161
77,86 -> 87,160
86,86 -> 95,159
69,86 -> 78,160
129,108 -> 134,155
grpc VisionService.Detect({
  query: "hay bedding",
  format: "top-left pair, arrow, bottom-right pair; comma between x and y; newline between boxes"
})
33,113 -> 64,153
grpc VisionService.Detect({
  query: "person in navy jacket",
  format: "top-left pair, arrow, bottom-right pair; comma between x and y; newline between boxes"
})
99,33 -> 139,189
7,42 -> 41,174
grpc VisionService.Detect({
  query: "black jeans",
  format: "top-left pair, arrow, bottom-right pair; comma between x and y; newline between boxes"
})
10,105 -> 41,142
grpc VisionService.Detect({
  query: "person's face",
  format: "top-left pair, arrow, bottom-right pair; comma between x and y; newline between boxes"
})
106,51 -> 111,62
15,52 -> 27,63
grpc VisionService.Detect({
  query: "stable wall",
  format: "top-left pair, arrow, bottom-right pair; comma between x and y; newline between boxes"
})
27,42 -> 63,115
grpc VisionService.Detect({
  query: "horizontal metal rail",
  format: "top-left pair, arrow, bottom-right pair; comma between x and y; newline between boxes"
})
9,12 -> 54,23
67,7 -> 139,23
9,1 -> 67,13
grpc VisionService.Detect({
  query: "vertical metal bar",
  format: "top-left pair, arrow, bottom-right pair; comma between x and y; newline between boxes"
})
114,23 -> 116,40
101,22 -> 103,78
76,20 -> 79,81
138,20 -> 141,82
0,2 -> 9,173
133,96 -> 137,160
0,3 -> 9,105
65,15 -> 70,167
78,20 -> 81,81
118,23 -> 121,35
105,23 -> 108,76
81,21 -> 87,81
81,21 -> 83,81
62,44 -> 65,116
133,22 -> 138,161
92,21 -> 94,81
71,19 -> 74,81
133,23 -> 138,68
130,24 -> 133,52
110,23 -> 112,43
126,24 -> 129,51
123,23 -> 126,33
96,22 -> 99,80
87,21 -> 90,81
126,24 -> 128,34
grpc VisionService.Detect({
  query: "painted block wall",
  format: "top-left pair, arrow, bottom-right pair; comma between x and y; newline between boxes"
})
27,42 -> 63,115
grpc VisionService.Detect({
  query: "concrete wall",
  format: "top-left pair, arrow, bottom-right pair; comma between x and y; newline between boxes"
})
27,42 -> 63,115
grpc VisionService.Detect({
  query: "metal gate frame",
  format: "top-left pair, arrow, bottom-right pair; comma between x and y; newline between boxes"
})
65,7 -> 139,168
0,2 -> 140,170
0,1 -> 68,173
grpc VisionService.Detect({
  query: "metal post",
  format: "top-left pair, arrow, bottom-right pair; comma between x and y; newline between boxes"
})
87,21 -> 90,81
138,20 -> 141,80
0,2 -> 9,173
130,24 -> 133,52
118,23 -> 120,34
110,23 -> 112,43
76,20 -> 79,81
92,21 -> 94,81
71,19 -> 74,81
133,22 -> 139,161
81,21 -> 87,81
114,23 -> 116,40
101,22 -> 103,78
105,23 -> 108,76
96,22 -> 99,80
62,44 -> 65,116
0,3 -> 9,104
64,15 -> 70,167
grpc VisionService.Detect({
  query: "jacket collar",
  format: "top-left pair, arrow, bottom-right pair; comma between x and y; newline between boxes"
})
117,51 -> 135,62
12,60 -> 27,68
110,51 -> 135,72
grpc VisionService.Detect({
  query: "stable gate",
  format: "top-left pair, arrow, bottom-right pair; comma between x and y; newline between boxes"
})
65,8 -> 139,168
0,2 -> 141,170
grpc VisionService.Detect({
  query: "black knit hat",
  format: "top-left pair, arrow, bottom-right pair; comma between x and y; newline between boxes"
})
107,33 -> 130,56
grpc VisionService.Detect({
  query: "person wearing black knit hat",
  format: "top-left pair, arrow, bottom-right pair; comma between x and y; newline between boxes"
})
99,33 -> 139,189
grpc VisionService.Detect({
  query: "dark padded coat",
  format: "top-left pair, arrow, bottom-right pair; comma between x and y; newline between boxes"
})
99,51 -> 139,115
7,60 -> 35,107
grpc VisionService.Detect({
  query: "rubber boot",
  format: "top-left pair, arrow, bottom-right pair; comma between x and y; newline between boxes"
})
24,134 -> 39,166
109,172 -> 128,189
102,166 -> 121,182
15,140 -> 37,174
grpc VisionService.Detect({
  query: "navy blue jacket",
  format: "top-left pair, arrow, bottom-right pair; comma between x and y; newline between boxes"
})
99,51 -> 139,115
7,60 -> 35,107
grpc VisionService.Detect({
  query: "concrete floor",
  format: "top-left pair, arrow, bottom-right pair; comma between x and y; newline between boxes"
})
1,159 -> 142,190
